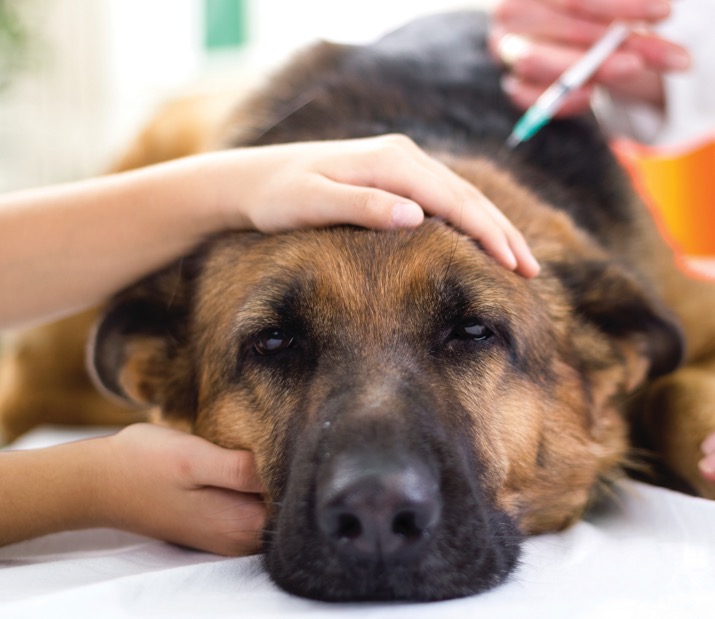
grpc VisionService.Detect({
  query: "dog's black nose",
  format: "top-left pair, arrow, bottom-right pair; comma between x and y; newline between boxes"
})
317,456 -> 441,562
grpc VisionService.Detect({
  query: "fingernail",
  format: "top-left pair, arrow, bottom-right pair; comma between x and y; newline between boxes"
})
391,202 -> 424,227
525,253 -> 541,277
664,48 -> 691,71
497,33 -> 531,70
495,247 -> 518,271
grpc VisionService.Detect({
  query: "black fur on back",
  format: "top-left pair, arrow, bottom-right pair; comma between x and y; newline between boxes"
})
227,10 -> 635,243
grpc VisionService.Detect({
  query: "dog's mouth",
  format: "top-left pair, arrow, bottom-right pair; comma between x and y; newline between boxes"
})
260,444 -> 523,602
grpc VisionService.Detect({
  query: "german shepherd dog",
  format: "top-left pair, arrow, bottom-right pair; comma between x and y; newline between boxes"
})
4,11 -> 715,602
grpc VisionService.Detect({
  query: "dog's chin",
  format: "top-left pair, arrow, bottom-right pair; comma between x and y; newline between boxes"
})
260,479 -> 523,602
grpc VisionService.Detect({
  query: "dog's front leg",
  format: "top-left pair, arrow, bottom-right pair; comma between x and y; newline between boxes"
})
638,360 -> 715,498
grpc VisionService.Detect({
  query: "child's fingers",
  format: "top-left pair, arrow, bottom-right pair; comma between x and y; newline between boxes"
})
220,503 -> 267,556
190,444 -> 266,494
297,178 -> 537,277
281,178 -> 425,231
392,149 -> 540,276
425,179 -> 540,277
253,135 -> 538,277
505,228 -> 541,278
326,135 -> 539,276
202,489 -> 267,556
174,488 -> 266,557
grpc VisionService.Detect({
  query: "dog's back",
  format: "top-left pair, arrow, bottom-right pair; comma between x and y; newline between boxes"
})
229,11 -> 635,252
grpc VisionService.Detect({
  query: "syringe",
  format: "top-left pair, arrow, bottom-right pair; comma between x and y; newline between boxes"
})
506,21 -> 631,149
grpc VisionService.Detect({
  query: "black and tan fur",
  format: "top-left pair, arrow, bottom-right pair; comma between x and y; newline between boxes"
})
2,11 -> 715,602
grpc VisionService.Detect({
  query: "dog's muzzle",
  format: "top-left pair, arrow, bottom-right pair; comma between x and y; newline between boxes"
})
316,453 -> 442,563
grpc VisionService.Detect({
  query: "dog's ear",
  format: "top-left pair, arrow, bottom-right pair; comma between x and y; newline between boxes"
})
89,258 -> 200,423
548,260 -> 684,380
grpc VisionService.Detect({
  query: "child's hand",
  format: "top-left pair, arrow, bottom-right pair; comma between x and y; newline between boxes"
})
198,135 -> 540,278
99,424 -> 266,556
489,0 -> 690,116
0,133 -> 539,329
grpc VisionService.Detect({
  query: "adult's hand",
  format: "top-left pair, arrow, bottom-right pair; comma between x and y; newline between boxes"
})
489,0 -> 691,115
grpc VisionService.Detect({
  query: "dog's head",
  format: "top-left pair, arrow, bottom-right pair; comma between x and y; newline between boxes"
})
89,161 -> 682,602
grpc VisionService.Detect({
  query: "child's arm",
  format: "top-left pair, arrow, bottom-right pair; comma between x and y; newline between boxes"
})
0,424 -> 266,555
0,135 -> 538,330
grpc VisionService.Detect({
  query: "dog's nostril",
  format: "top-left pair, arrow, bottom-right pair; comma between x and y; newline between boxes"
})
336,513 -> 362,540
317,457 -> 441,562
392,510 -> 423,540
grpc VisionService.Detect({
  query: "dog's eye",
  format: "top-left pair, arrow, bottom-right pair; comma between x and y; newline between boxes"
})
452,322 -> 493,341
254,329 -> 294,355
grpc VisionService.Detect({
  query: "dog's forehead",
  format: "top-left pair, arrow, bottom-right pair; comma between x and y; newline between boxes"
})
198,221 -> 525,328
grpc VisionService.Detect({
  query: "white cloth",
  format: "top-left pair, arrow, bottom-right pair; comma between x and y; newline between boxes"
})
596,0 -> 715,147
2,426 -> 715,618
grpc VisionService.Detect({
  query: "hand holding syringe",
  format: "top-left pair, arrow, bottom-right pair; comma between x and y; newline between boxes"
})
506,21 -> 631,148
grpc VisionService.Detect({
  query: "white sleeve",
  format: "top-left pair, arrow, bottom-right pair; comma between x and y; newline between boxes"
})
595,0 -> 715,147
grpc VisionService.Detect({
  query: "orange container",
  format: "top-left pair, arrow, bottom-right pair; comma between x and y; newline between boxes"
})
613,137 -> 715,258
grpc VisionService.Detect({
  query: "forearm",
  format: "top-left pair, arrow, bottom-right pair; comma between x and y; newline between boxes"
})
0,155 -> 236,329
0,135 -> 539,331
0,439 -> 106,546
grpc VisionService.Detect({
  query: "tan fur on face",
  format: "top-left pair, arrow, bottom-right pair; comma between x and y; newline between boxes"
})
128,172 -> 647,533
4,64 -> 715,545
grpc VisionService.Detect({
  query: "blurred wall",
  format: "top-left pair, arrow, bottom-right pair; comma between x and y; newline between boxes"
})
0,0 -> 495,192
